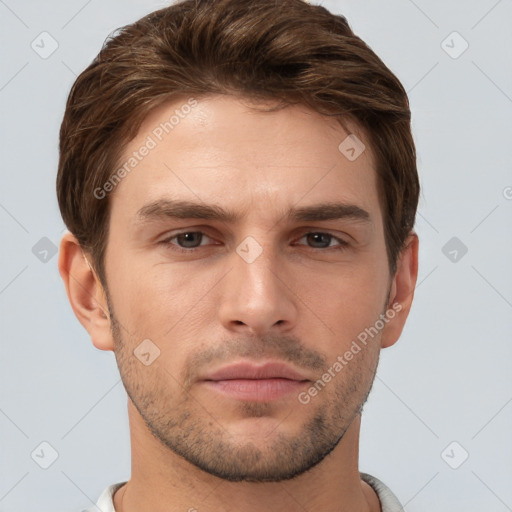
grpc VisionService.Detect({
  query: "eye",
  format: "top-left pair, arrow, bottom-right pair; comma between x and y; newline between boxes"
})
159,230 -> 348,253
296,232 -> 348,250
160,231 -> 214,251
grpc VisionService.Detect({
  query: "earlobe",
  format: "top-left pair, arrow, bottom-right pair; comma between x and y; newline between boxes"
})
380,232 -> 419,349
58,231 -> 115,351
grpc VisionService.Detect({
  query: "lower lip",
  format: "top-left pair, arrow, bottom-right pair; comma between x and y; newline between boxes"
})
202,378 -> 309,401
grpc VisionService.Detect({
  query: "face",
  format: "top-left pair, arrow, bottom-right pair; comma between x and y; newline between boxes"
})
103,95 -> 395,482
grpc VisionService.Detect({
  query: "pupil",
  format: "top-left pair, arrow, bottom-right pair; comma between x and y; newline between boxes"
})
176,233 -> 331,249
308,233 -> 330,248
178,232 -> 201,248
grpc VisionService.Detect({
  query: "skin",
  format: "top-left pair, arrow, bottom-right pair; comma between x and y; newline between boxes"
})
59,95 -> 418,512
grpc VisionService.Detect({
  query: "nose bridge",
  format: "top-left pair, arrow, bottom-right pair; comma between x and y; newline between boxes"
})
237,236 -> 278,295
217,235 -> 297,334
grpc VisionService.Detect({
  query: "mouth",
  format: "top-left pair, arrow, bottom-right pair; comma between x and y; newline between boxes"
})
200,361 -> 311,402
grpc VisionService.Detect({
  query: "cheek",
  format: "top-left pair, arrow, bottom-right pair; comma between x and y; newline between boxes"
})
111,259 -> 221,343
294,261 -> 389,349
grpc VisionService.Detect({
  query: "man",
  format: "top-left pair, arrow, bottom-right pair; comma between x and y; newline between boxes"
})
57,0 -> 419,510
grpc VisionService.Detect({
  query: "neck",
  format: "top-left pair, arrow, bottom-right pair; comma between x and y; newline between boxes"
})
114,400 -> 380,512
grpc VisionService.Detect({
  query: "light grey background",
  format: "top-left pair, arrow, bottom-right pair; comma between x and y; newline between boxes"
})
1,0 -> 511,510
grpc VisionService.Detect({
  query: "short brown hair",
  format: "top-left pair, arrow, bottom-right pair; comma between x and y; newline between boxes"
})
57,0 -> 419,287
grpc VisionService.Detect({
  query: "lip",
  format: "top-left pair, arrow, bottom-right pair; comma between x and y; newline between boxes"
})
201,361 -> 310,382
199,361 -> 311,402
203,379 -> 308,401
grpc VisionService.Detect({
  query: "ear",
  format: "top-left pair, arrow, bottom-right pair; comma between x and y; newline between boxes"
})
380,232 -> 419,349
58,231 -> 114,351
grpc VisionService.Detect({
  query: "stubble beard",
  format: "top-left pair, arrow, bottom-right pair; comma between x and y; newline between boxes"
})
107,293 -> 381,483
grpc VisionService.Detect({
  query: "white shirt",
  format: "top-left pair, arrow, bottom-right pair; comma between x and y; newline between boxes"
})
83,472 -> 404,511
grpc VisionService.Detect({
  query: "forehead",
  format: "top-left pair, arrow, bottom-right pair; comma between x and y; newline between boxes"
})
108,95 -> 380,224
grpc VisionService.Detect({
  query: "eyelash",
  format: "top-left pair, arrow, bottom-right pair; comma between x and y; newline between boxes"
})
159,231 -> 349,253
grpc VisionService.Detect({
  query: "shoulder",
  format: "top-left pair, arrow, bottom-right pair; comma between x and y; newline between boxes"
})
81,481 -> 127,512
360,472 -> 405,512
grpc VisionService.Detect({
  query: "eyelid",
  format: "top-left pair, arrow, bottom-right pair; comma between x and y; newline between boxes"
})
159,229 -> 349,252
160,230 -> 217,247
294,232 -> 349,248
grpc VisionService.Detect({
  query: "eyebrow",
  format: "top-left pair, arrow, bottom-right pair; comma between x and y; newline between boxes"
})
135,199 -> 372,225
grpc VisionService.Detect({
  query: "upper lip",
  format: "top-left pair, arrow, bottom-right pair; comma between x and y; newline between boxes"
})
201,361 -> 310,381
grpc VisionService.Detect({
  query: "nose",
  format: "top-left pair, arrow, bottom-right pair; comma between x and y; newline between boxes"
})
217,241 -> 298,336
